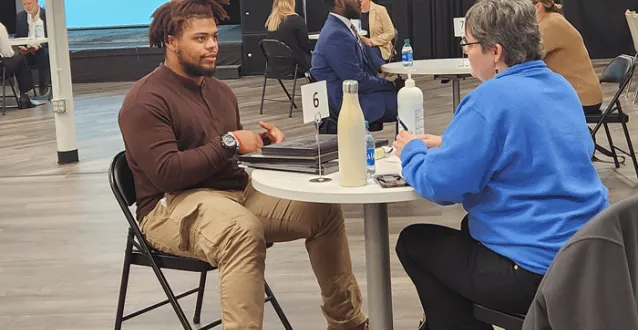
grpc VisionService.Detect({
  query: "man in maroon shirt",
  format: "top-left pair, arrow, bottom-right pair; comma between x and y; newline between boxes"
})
117,1 -> 368,329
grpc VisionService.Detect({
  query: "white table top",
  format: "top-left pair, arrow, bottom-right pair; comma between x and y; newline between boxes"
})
382,58 -> 472,76
309,30 -> 368,40
251,156 -> 421,204
8,37 -> 48,46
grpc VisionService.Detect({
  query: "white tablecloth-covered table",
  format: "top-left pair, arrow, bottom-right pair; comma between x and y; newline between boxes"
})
382,58 -> 473,112
309,30 -> 368,40
251,156 -> 420,330
8,37 -> 48,47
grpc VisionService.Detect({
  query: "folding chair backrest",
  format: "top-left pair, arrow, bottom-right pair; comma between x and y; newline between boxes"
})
626,10 -> 638,53
259,39 -> 295,60
599,54 -> 635,87
108,151 -> 140,230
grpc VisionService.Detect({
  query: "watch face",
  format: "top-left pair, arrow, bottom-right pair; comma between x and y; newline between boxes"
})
223,134 -> 237,148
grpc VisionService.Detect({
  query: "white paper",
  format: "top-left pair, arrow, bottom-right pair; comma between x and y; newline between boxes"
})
301,80 -> 330,124
453,17 -> 465,38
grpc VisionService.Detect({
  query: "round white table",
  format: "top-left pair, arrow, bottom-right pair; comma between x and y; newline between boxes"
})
382,58 -> 472,112
309,30 -> 368,40
8,37 -> 48,47
252,157 -> 420,330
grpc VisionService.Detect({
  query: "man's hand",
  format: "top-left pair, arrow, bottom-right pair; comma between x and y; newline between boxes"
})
30,45 -> 40,53
259,121 -> 285,144
361,37 -> 374,47
392,131 -> 418,158
18,47 -> 29,55
417,134 -> 442,148
232,130 -> 263,154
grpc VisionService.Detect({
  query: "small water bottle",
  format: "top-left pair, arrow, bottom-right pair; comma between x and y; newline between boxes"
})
401,39 -> 414,68
365,121 -> 376,179
34,17 -> 45,39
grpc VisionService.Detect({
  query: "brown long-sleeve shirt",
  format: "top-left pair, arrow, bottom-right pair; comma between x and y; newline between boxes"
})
118,64 -> 249,220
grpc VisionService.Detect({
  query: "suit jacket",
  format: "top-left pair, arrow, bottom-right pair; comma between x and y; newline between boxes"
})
15,8 -> 47,39
367,2 -> 396,61
311,14 -> 395,122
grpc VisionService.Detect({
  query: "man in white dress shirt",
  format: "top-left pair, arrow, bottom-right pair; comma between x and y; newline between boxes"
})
15,0 -> 50,96
0,23 -> 36,109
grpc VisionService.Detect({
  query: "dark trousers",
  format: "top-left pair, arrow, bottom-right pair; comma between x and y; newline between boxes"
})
395,217 -> 544,330
25,47 -> 50,86
3,54 -> 35,95
583,103 -> 602,115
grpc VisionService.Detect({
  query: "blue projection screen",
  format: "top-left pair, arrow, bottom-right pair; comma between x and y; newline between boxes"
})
64,0 -> 168,28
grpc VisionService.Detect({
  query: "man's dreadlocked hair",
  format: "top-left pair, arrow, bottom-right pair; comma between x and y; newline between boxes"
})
149,0 -> 229,48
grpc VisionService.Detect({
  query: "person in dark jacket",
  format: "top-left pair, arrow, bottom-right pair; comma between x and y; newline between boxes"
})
523,195 -> 638,330
15,0 -> 50,96
265,0 -> 312,74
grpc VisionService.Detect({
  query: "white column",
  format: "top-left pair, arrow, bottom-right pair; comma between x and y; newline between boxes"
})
44,0 -> 79,164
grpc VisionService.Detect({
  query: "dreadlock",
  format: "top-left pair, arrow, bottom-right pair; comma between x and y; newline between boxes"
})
149,0 -> 229,48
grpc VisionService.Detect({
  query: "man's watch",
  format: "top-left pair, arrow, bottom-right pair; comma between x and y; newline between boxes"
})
221,132 -> 239,153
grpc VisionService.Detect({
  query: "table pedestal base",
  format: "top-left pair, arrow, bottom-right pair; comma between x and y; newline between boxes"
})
363,203 -> 393,330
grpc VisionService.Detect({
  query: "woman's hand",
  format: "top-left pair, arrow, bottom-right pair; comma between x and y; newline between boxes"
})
417,134 -> 442,148
392,131 -> 418,158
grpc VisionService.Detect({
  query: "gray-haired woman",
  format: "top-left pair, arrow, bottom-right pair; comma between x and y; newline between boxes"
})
393,0 -> 609,329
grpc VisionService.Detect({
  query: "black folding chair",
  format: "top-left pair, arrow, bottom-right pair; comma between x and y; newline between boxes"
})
108,151 -> 293,330
0,58 -> 22,116
473,304 -> 525,330
259,39 -> 302,118
587,54 -> 638,180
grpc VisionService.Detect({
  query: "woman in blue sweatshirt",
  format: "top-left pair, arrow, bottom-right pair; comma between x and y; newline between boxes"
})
393,0 -> 609,329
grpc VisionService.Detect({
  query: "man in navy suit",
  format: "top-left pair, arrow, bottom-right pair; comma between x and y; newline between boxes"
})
311,0 -> 398,124
15,0 -> 50,96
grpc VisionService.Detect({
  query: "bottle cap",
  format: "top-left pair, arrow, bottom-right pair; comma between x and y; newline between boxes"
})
365,121 -> 369,129
342,80 -> 359,94
404,39 -> 410,44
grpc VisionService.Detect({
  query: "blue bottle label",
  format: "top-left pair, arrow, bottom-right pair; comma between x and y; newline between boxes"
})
366,148 -> 375,166
402,52 -> 413,62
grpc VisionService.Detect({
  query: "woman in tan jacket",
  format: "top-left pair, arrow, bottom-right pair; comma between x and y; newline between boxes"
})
360,0 -> 396,62
534,0 -> 603,114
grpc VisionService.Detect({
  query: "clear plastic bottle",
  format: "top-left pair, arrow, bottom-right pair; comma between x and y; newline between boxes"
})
401,39 -> 414,68
365,121 -> 376,179
34,16 -> 45,39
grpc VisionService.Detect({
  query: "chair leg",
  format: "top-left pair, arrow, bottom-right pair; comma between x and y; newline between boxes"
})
621,120 -> 638,180
192,271 -> 207,324
277,78 -> 297,109
289,75 -> 298,118
8,78 -> 20,108
144,252 -> 193,329
260,64 -> 268,115
114,232 -> 134,330
265,281 -> 293,330
2,67 -> 6,116
603,123 -> 621,168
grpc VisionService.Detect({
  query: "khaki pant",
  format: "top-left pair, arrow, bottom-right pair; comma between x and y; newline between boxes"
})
140,182 -> 366,330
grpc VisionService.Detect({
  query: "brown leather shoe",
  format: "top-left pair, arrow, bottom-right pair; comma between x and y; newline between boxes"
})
327,320 -> 369,330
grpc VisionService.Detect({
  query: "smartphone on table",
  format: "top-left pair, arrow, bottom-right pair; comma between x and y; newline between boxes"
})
373,174 -> 409,188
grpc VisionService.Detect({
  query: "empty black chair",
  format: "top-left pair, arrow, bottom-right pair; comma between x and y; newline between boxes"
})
587,54 -> 638,180
0,58 -> 21,116
108,151 -> 293,330
259,39 -> 302,118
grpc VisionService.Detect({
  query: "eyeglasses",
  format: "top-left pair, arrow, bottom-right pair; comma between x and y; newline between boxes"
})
459,37 -> 481,54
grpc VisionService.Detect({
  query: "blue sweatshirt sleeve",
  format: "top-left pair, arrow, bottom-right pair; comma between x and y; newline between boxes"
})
400,106 -> 498,205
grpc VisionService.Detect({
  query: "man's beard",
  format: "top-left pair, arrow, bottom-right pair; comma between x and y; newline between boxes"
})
177,50 -> 216,77
344,4 -> 361,19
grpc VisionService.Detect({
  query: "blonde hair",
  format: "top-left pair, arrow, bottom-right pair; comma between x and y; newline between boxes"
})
265,0 -> 297,32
